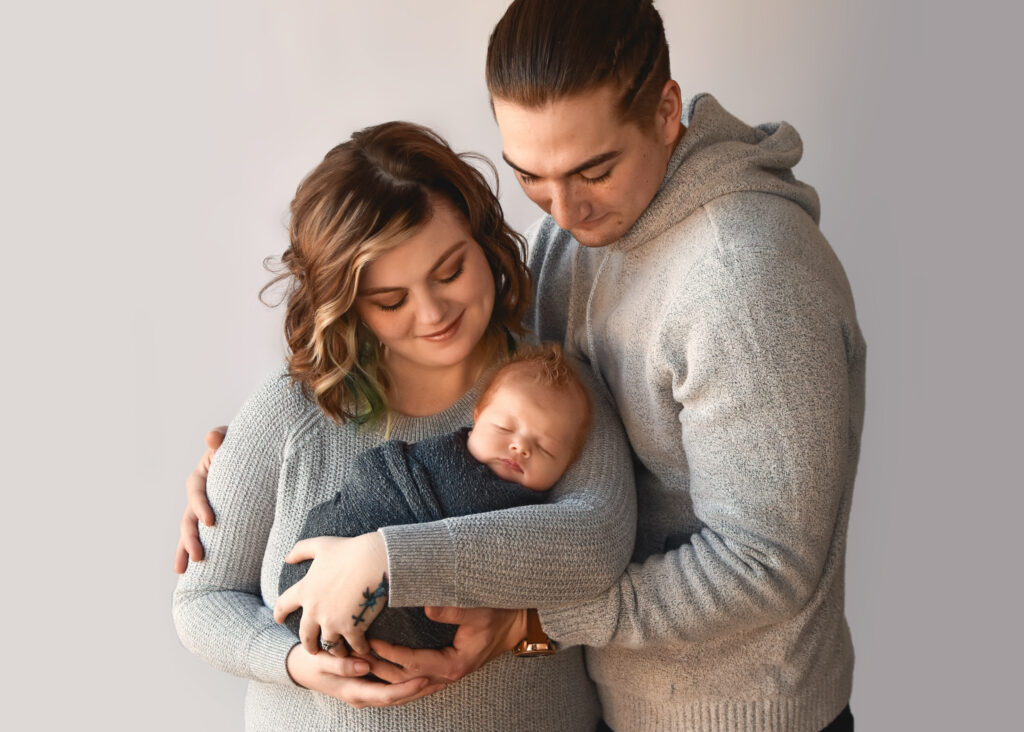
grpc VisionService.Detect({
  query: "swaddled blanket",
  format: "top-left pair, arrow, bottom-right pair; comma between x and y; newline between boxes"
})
280,427 -> 544,648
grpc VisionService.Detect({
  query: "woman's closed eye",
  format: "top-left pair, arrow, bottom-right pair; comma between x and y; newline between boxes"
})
436,259 -> 464,284
374,295 -> 406,312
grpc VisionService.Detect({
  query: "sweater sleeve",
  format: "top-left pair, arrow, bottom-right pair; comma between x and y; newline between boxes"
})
539,220 -> 862,648
380,364 -> 637,610
172,373 -> 306,685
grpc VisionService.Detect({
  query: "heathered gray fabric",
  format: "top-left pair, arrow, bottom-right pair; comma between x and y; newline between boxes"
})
173,363 -> 635,731
279,429 -> 544,648
523,94 -> 866,731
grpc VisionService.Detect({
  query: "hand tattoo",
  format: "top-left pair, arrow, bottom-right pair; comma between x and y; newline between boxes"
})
352,574 -> 388,626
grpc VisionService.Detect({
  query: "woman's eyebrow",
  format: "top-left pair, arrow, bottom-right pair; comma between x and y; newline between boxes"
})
358,241 -> 467,296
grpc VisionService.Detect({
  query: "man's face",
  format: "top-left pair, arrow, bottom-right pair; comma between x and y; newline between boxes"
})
494,83 -> 680,247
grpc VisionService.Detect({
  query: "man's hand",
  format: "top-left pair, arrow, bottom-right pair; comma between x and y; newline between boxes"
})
367,607 -> 527,684
173,426 -> 227,574
274,533 -> 390,656
285,644 -> 445,709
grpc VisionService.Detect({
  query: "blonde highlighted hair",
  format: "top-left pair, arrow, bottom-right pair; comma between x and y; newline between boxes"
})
262,122 -> 532,423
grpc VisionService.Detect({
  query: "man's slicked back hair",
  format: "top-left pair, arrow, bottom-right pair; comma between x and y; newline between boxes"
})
486,0 -> 671,128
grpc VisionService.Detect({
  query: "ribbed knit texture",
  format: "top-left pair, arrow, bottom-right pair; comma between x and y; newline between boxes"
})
525,94 -> 865,732
174,362 -> 636,730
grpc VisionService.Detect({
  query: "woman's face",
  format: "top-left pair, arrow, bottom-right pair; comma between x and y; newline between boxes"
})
354,199 -> 496,376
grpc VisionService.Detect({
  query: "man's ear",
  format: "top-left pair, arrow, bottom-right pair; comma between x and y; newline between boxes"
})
655,80 -> 683,146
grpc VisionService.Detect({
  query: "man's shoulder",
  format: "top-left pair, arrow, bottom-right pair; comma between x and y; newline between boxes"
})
525,215 -> 574,266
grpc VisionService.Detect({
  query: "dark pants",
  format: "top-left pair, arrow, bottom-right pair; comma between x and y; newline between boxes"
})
595,705 -> 853,732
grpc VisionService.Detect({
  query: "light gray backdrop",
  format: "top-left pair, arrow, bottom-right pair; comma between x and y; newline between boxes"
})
2,1 -> 1020,729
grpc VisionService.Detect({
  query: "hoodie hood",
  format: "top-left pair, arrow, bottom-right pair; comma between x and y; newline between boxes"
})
617,93 -> 820,252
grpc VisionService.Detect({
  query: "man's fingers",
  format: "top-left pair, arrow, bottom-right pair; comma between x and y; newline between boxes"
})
173,541 -> 189,574
179,509 -> 205,561
359,653 -> 410,684
205,426 -> 227,450
186,471 -> 215,526
424,606 -> 472,624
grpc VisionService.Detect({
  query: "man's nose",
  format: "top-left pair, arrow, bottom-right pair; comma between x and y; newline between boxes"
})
548,183 -> 588,231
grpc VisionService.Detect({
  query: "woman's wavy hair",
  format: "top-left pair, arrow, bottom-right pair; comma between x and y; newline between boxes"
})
261,121 -> 532,424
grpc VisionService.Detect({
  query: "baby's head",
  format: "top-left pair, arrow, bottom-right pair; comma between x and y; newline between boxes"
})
467,343 -> 591,491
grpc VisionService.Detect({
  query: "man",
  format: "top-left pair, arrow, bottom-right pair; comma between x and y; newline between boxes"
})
178,1 -> 863,728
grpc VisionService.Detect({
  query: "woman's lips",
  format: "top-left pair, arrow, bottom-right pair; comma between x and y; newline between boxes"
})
421,313 -> 463,342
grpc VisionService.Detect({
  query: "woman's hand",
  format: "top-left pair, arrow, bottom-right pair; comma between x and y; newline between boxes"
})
274,533 -> 390,656
173,426 -> 227,574
285,644 -> 445,709
367,607 -> 527,684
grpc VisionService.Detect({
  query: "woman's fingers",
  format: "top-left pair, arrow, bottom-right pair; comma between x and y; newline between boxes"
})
368,639 -> 450,679
316,651 -> 370,678
273,583 -> 301,623
341,676 -> 445,709
283,537 -> 322,564
343,625 -> 372,657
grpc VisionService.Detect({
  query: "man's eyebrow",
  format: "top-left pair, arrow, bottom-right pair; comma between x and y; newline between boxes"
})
358,241 -> 467,295
502,150 -> 622,179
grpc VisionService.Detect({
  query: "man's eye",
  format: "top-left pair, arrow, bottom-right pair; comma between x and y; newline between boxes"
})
580,170 -> 611,185
518,173 -> 538,185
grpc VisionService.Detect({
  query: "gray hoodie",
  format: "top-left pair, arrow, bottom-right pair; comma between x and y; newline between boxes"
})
526,94 -> 865,732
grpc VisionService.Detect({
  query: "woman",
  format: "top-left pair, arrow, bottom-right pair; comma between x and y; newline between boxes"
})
172,121 -> 635,731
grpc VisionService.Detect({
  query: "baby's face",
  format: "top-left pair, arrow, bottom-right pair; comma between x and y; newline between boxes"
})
467,376 -> 585,491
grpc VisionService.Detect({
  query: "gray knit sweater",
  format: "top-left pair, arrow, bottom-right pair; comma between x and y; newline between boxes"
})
380,94 -> 864,731
173,366 -> 635,731
527,94 -> 865,731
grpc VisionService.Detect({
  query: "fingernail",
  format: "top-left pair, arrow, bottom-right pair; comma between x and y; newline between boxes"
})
352,661 -> 370,674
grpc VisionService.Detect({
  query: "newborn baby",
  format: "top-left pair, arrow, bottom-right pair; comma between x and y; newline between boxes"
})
279,343 -> 592,648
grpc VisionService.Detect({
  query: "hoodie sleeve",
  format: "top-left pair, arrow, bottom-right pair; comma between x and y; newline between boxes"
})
538,198 -> 864,648
380,363 -> 637,610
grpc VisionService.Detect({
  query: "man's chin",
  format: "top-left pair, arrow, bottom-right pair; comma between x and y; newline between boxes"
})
570,228 -> 618,248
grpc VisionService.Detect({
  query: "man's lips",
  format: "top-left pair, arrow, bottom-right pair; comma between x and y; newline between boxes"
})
574,212 -> 609,230
421,313 -> 463,341
499,458 -> 523,473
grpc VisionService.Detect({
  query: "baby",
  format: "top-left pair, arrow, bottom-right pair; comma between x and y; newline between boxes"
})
279,343 -> 592,648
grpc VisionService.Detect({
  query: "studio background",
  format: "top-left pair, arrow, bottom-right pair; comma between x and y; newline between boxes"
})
1,1 -> 1019,729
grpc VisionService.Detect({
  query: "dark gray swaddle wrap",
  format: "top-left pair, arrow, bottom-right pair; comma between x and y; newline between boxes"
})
279,427 -> 544,648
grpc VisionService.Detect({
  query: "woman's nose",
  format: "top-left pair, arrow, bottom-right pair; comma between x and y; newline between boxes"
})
416,290 -> 446,325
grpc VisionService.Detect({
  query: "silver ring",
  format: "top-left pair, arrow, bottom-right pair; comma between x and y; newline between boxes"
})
321,638 -> 340,652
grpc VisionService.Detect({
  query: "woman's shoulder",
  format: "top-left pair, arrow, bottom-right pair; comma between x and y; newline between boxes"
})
228,365 -> 326,451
